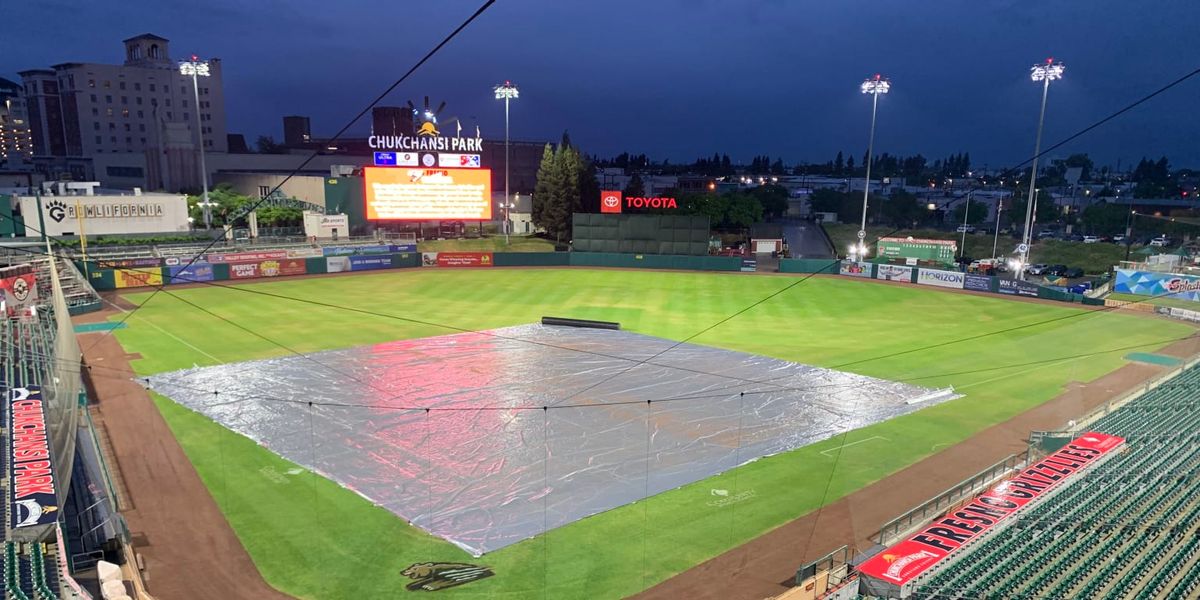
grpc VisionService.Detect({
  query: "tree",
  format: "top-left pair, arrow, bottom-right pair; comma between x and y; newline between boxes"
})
1081,202 -> 1132,235
1008,191 -> 1060,229
880,190 -> 926,228
809,188 -> 859,223
834,151 -> 845,176
680,192 -> 730,226
532,144 -> 555,228
951,199 -> 990,226
846,155 -> 856,175
187,183 -> 253,228
751,185 -> 789,219
255,135 -> 287,154
724,193 -> 763,228
623,172 -> 645,198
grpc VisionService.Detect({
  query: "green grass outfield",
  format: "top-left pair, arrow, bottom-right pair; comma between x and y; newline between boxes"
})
110,270 -> 1192,599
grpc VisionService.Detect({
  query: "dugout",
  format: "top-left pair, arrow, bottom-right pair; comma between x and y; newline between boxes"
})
572,213 -> 710,255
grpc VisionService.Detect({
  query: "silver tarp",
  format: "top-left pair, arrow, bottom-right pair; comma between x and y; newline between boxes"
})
147,324 -> 956,556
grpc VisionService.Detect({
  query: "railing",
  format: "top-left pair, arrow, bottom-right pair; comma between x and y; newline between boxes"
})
796,545 -> 849,584
872,450 -> 1031,547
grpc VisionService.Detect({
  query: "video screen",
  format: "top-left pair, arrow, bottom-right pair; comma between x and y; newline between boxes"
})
364,166 -> 492,220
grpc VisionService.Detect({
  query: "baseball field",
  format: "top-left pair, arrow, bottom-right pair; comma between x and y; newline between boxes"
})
103,268 -> 1191,599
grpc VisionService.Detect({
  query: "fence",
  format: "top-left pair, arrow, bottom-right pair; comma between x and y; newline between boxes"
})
872,450 -> 1031,547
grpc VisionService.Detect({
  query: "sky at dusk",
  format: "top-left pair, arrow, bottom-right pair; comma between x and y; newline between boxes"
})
5,0 -> 1199,169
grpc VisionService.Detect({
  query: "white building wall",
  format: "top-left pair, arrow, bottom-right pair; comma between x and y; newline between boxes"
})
18,192 -> 190,236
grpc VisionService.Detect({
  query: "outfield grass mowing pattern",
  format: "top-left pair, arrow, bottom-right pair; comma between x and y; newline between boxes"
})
114,270 -> 1192,599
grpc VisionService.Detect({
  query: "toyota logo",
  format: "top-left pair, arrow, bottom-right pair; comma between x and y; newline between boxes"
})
603,195 -> 620,208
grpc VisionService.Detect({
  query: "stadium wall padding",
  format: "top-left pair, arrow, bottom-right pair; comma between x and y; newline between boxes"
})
493,252 -> 570,267
211,262 -> 231,281
306,256 -> 328,274
567,252 -> 741,271
571,214 -> 711,256
391,252 -> 421,268
779,258 -> 840,274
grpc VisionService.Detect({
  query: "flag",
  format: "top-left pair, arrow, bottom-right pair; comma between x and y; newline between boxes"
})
456,120 -> 462,137
475,125 -> 481,138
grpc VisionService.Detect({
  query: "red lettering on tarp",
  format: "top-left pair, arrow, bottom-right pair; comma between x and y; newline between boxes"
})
858,432 -> 1124,585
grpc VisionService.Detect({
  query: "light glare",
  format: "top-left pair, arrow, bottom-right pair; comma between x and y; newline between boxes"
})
1030,62 -> 1065,82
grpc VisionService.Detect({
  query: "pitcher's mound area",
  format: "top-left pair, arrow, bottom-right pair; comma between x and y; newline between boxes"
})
147,324 -> 954,556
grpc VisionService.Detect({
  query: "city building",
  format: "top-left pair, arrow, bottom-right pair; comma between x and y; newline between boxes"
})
0,77 -> 33,167
282,115 -> 310,146
18,33 -> 227,189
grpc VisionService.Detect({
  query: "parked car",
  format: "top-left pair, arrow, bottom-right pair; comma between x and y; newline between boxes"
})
1082,235 -> 1100,244
1064,267 -> 1085,278
956,225 -> 976,234
1111,234 -> 1127,244
1045,264 -> 1069,277
1027,263 -> 1050,275
1068,281 -> 1092,294
1150,236 -> 1172,247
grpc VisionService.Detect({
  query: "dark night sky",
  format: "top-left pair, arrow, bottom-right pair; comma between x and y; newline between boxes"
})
5,0 -> 1199,169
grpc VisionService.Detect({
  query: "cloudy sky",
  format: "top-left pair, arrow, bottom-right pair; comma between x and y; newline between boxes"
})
5,0 -> 1199,169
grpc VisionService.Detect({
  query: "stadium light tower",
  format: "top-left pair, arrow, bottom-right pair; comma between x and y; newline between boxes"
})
180,55 -> 214,229
856,74 -> 890,258
1016,58 -> 1065,279
494,81 -> 519,244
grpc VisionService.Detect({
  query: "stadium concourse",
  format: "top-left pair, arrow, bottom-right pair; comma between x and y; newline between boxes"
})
0,249 -> 135,600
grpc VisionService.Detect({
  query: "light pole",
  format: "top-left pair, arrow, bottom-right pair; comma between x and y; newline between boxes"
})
493,81 -> 519,244
959,191 -> 972,259
857,74 -> 890,257
1017,58 -> 1065,279
992,200 -> 1003,259
179,55 -> 213,229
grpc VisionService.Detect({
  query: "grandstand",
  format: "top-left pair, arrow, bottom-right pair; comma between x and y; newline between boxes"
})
834,360 -> 1200,600
1,250 -> 129,599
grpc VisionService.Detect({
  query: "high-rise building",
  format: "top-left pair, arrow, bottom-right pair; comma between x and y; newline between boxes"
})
0,77 -> 34,166
282,115 -> 311,146
18,33 -> 228,158
371,106 -> 413,137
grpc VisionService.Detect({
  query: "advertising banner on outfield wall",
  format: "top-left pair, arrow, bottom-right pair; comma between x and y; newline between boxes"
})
348,255 -> 392,271
206,250 -> 289,264
916,268 -> 964,289
1114,269 -> 1200,302
114,267 -> 162,289
167,263 -> 214,284
8,384 -> 61,530
323,244 -> 416,257
326,256 -> 351,273
423,252 -> 494,267
998,278 -> 1039,297
230,259 -> 307,279
98,257 -> 162,268
964,274 -> 992,292
858,432 -> 1124,592
876,264 -> 913,282
839,260 -> 872,278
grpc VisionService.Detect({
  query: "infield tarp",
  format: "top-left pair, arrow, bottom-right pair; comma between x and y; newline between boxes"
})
147,324 -> 957,556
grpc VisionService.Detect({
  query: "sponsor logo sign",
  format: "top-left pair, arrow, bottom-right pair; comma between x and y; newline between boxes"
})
438,153 -> 482,168
1115,269 -> 1200,302
964,274 -> 992,292
206,250 -> 289,264
326,256 -> 351,273
600,190 -> 623,214
998,278 -> 1039,297
322,244 -> 413,257
47,200 -> 165,222
0,267 -> 38,314
98,257 -> 163,268
348,255 -> 392,271
167,263 -> 214,284
625,196 -> 677,209
839,260 -> 872,278
876,264 -> 913,282
916,268 -> 964,289
402,562 -> 494,592
230,258 -> 307,279
8,386 -> 60,529
374,151 -> 398,166
858,432 -> 1124,586
114,267 -> 162,289
424,252 -> 494,267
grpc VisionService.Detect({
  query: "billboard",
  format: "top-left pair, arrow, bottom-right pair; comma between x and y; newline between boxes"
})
916,268 -> 964,289
8,385 -> 60,530
600,190 -> 622,214
1115,269 -> 1200,302
348,255 -> 393,271
230,258 -> 307,279
206,250 -> 288,264
876,264 -> 912,282
327,256 -> 351,273
878,237 -> 956,265
998,278 -> 1039,297
422,252 -> 494,267
364,166 -> 492,220
322,244 -> 414,256
167,263 -> 214,284
858,432 -> 1123,588
839,260 -> 872,278
114,267 -> 163,289
963,274 -> 992,292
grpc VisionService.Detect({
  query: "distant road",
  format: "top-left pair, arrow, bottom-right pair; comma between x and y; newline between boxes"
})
780,219 -> 835,258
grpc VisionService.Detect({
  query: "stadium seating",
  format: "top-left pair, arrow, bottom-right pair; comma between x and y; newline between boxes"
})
902,364 -> 1200,599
